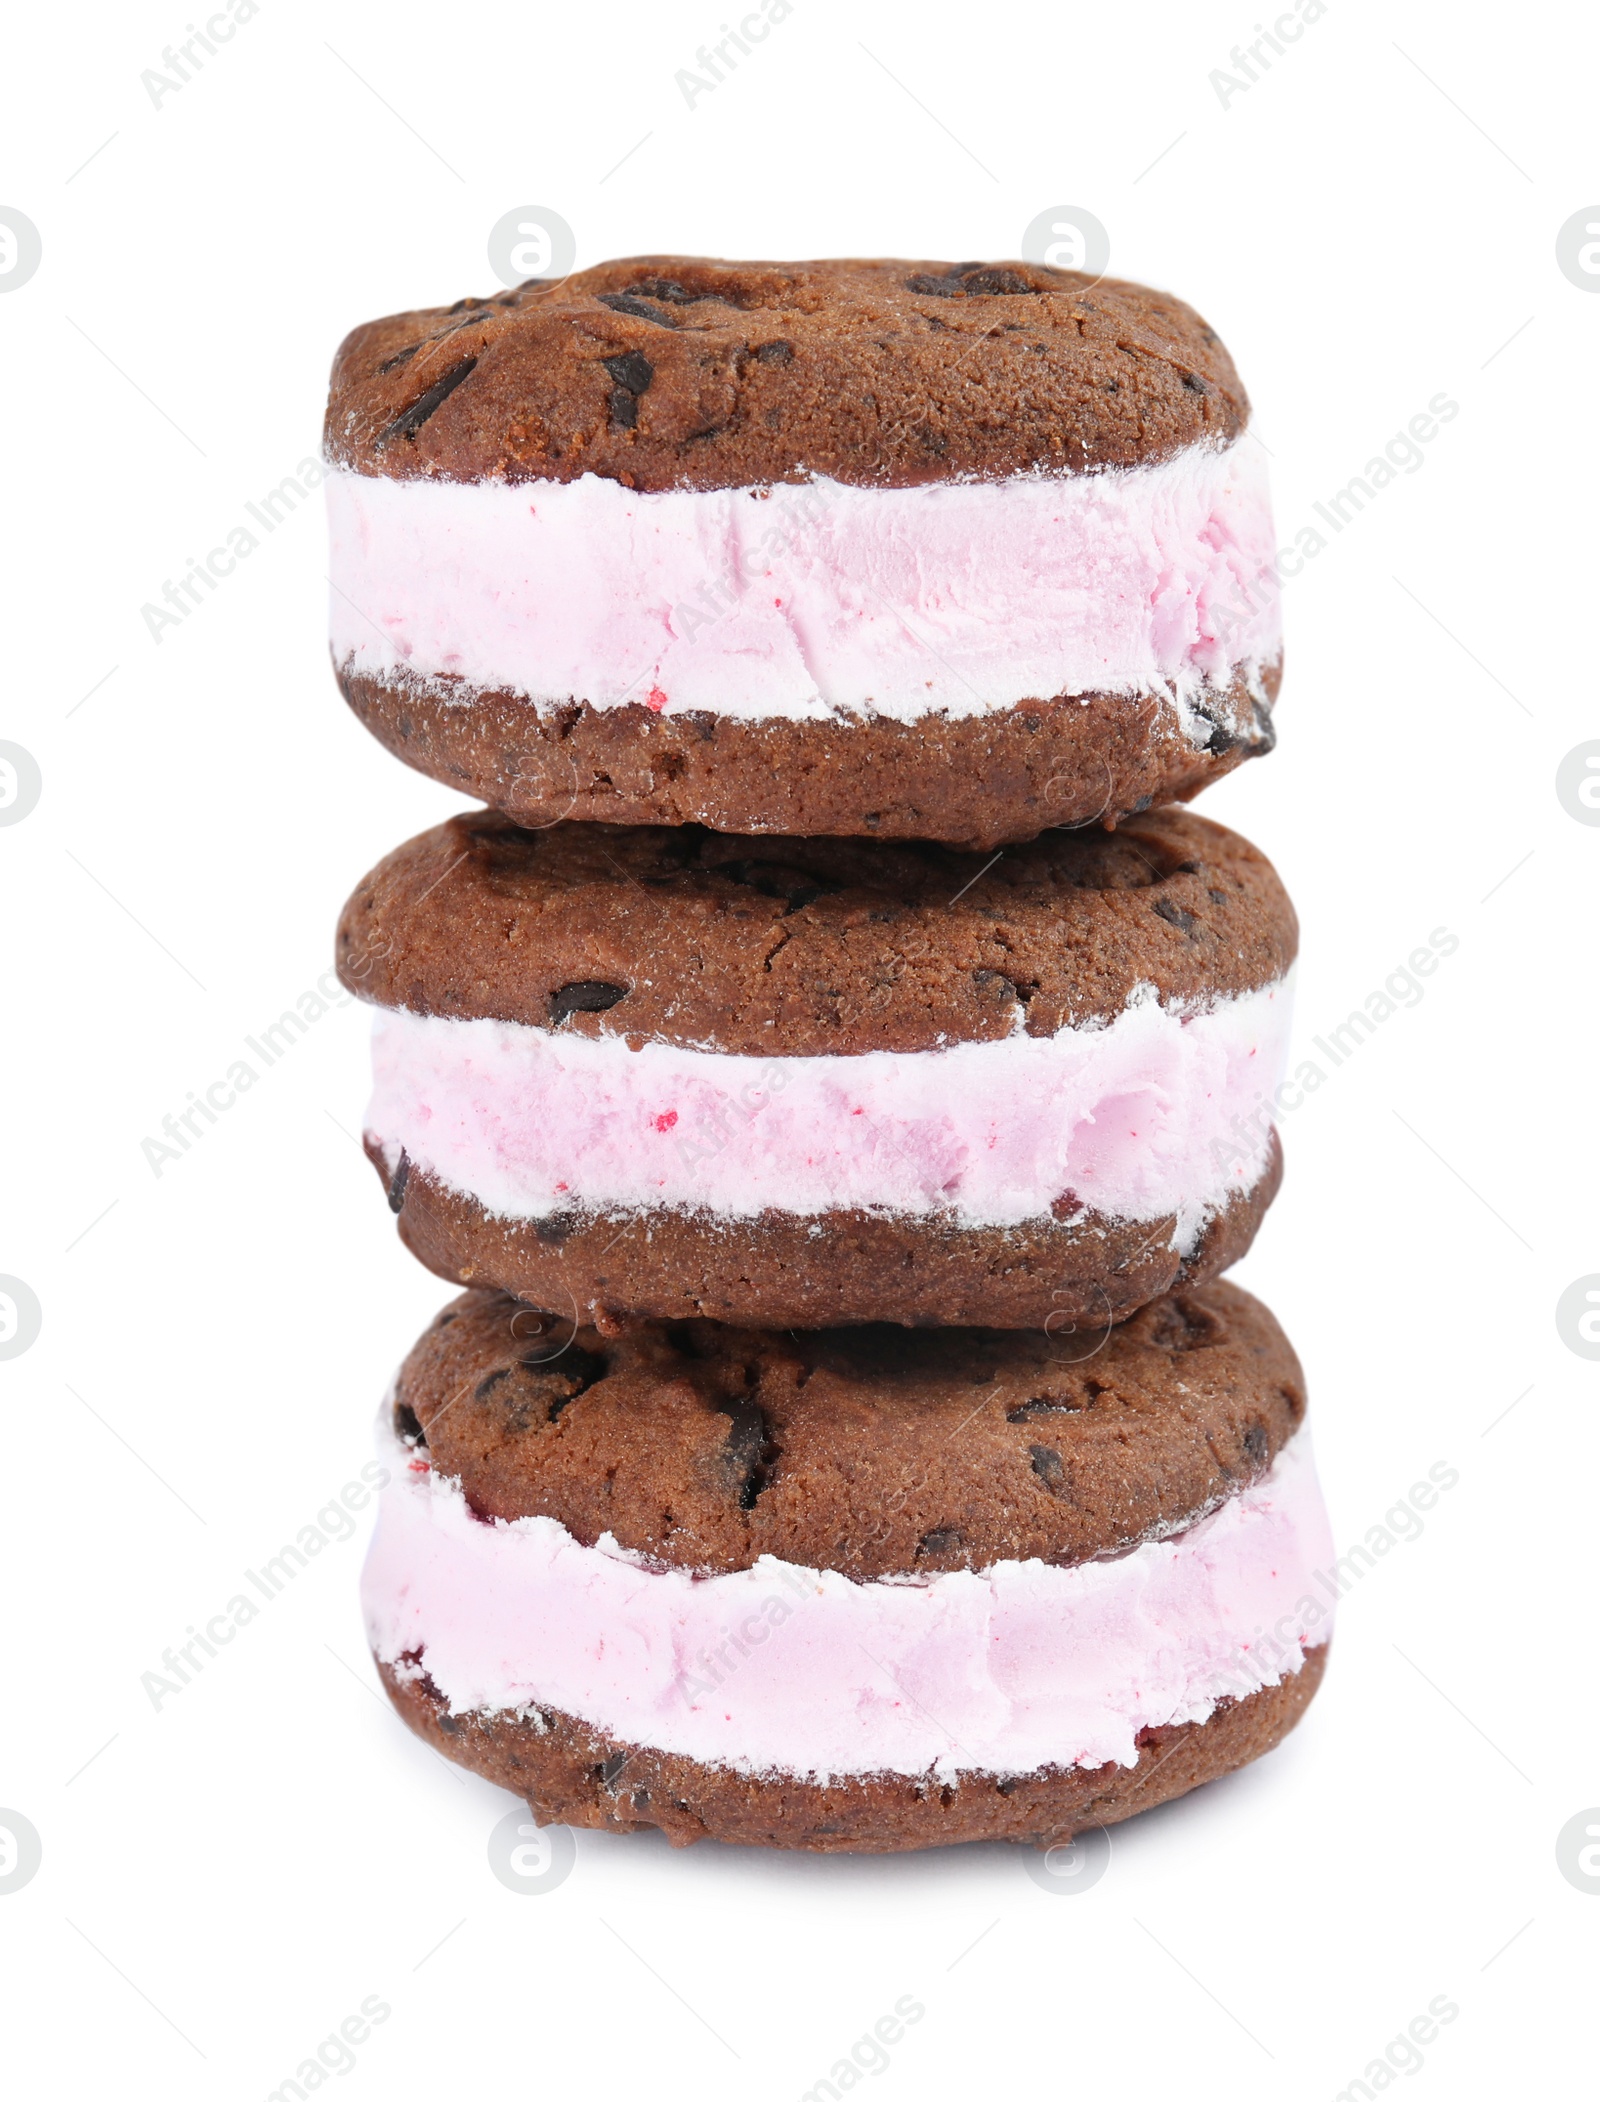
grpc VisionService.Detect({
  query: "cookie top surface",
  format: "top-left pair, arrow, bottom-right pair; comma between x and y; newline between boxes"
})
324,256 -> 1248,493
336,809 -> 1295,1055
393,1281 -> 1305,1579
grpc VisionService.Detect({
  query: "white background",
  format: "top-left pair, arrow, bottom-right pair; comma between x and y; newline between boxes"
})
2,0 -> 1596,2094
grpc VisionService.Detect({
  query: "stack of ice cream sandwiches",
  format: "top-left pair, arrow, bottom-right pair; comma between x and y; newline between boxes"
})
326,256 -> 1332,1853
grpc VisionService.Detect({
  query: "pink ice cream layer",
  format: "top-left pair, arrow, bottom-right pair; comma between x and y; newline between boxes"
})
363,1420 -> 1334,1781
325,439 -> 1280,724
364,977 -> 1292,1239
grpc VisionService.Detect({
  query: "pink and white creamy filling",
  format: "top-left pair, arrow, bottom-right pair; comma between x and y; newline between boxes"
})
326,438 -> 1279,725
364,975 -> 1292,1242
364,1417 -> 1333,1781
